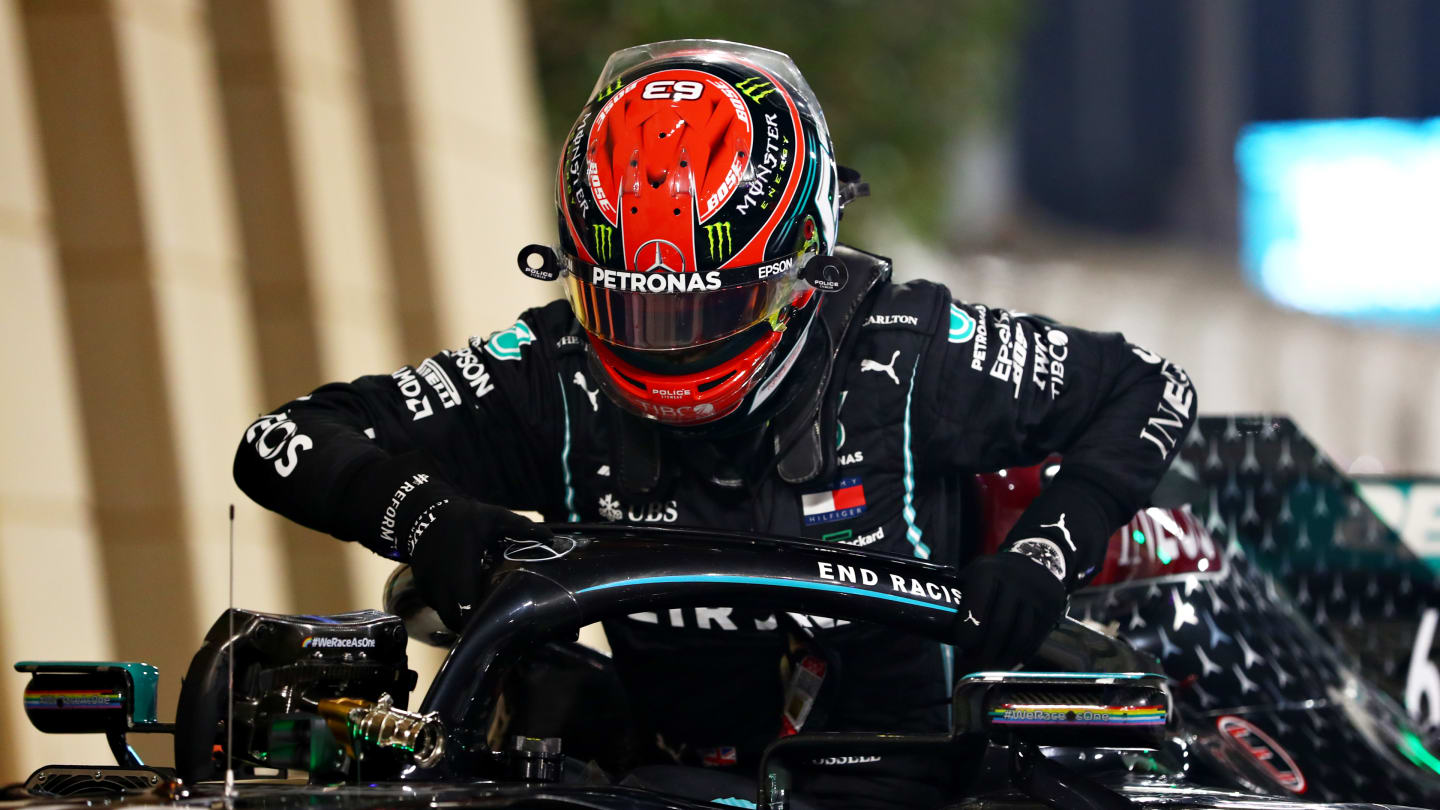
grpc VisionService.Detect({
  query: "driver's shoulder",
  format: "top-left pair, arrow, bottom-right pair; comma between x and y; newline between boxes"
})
853,277 -> 953,338
505,298 -> 585,353
525,298 -> 588,360
460,299 -> 587,373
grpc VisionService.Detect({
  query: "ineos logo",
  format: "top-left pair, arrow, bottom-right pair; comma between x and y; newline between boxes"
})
503,535 -> 577,562
244,412 -> 312,479
254,419 -> 297,460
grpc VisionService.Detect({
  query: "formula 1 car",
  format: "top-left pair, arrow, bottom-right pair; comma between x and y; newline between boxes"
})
10,416 -> 1440,809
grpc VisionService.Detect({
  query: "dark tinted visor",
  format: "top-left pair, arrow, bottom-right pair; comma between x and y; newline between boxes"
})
562,253 -> 801,350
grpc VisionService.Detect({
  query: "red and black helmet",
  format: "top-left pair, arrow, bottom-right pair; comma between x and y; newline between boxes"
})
549,40 -> 842,426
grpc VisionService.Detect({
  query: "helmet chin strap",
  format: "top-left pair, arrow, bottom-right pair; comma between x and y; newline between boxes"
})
772,246 -> 891,484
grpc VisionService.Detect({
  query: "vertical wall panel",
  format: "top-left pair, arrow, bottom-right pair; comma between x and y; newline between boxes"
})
18,0 -> 198,766
351,0 -> 440,360
263,0 -> 407,610
208,0 -> 358,613
110,0 -> 293,624
386,0 -> 554,347
1,0 -> 558,777
0,0 -> 114,775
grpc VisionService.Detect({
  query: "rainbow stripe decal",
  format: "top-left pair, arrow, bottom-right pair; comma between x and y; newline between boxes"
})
990,704 -> 1166,726
24,688 -> 124,710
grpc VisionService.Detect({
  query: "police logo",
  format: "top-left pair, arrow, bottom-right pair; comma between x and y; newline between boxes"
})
503,535 -> 577,562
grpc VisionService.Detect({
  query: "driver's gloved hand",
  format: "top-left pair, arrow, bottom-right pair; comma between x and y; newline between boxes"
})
409,498 -> 552,632
953,552 -> 1068,669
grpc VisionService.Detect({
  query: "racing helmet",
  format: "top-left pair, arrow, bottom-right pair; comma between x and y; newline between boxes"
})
540,40 -> 843,427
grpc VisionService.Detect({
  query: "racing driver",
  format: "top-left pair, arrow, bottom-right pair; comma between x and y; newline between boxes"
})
235,41 -> 1197,809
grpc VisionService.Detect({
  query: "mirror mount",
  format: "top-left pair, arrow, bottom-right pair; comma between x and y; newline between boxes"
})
15,661 -> 174,768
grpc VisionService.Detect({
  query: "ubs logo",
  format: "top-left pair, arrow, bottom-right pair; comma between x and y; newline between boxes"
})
503,535 -> 577,562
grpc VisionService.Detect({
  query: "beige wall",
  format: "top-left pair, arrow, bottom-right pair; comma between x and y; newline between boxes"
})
0,0 -> 549,778
0,0 -> 115,772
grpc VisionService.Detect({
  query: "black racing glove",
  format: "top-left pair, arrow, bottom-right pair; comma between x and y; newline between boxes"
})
325,450 -> 552,633
953,552 -> 1068,670
409,497 -> 552,632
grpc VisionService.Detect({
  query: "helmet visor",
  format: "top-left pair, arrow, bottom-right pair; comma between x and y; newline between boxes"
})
562,252 -> 802,351
591,40 -> 830,139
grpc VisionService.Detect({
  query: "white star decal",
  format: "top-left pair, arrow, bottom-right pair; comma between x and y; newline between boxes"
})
1237,635 -> 1265,669
1157,627 -> 1182,658
1195,646 -> 1222,676
1172,589 -> 1199,631
1203,613 -> 1233,648
1128,602 -> 1146,630
1233,664 -> 1258,694
1192,682 -> 1218,708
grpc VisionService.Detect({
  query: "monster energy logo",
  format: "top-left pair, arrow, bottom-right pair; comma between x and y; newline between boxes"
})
594,224 -> 614,262
704,221 -> 732,259
595,78 -> 623,103
736,77 -> 777,103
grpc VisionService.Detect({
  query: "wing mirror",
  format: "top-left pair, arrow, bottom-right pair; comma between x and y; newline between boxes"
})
953,670 -> 1171,749
16,660 -> 170,768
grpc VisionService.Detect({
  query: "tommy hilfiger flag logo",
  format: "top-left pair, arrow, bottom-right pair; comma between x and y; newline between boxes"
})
699,746 -> 738,767
802,477 -> 867,525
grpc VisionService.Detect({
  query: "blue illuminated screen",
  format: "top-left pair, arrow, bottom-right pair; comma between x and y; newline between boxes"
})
1236,118 -> 1440,326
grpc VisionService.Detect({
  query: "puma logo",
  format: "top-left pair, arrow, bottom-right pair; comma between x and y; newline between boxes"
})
964,611 -> 981,626
1040,513 -> 1076,551
572,371 -> 600,412
860,349 -> 901,385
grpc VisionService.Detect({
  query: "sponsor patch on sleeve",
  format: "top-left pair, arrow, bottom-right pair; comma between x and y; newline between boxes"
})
483,319 -> 537,361
860,308 -> 934,334
948,304 -> 976,343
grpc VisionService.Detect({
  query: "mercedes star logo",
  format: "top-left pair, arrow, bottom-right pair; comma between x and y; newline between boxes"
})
634,239 -> 686,273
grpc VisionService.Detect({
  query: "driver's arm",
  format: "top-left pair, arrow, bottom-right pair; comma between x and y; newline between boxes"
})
233,306 -> 569,627
919,291 -> 1197,663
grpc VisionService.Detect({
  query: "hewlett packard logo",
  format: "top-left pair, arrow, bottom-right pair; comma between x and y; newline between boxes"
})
301,636 -> 377,649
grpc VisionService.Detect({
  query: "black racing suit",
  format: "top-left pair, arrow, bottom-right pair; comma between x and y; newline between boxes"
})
234,247 -> 1196,807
